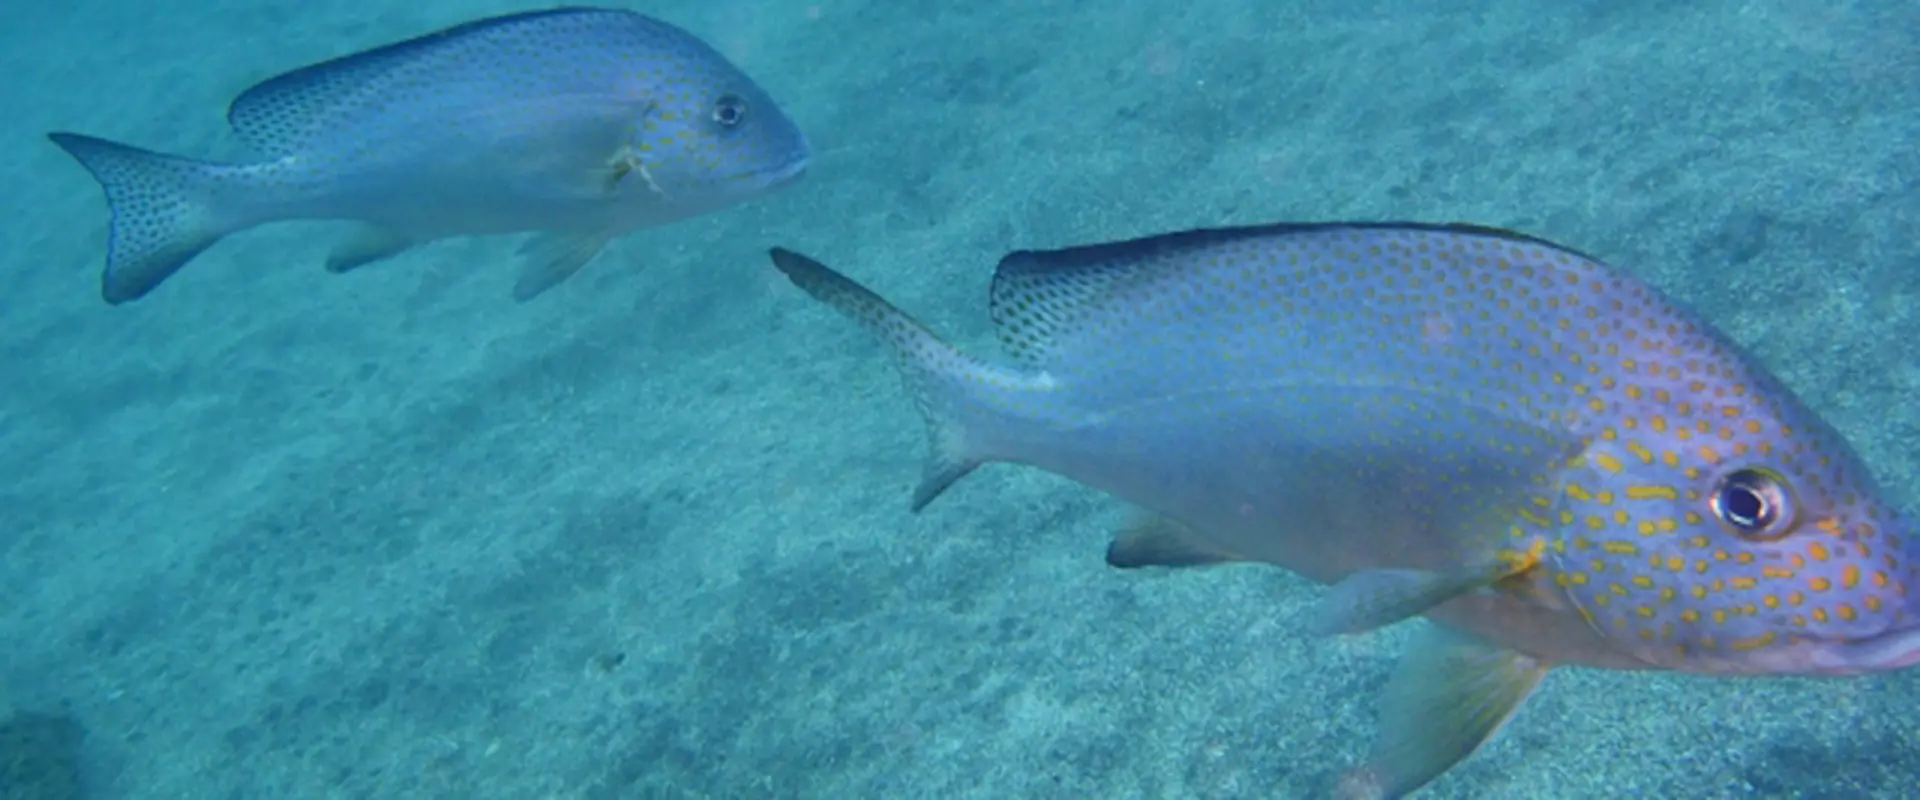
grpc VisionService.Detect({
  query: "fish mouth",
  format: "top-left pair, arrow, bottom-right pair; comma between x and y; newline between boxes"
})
728,146 -> 810,187
1806,626 -> 1920,675
760,150 -> 811,184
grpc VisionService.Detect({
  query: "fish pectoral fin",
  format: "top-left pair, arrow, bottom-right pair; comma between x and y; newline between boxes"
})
1337,625 -> 1549,799
513,232 -> 613,301
1105,515 -> 1246,569
602,104 -> 663,196
1311,554 -> 1535,637
326,225 -> 419,274
603,145 -> 656,195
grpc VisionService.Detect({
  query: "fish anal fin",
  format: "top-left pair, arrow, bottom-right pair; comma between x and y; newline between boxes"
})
911,422 -> 979,512
513,232 -> 612,301
326,225 -> 419,273
1105,515 -> 1245,569
1311,545 -> 1543,637
1339,625 -> 1549,798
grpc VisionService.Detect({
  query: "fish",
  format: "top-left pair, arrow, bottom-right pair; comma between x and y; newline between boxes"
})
47,7 -> 810,305
765,222 -> 1920,798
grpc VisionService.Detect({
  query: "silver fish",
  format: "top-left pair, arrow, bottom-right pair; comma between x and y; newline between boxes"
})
49,7 -> 810,304
766,223 -> 1920,798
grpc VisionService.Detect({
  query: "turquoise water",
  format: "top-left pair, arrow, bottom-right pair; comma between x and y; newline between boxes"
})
3,1 -> 1917,797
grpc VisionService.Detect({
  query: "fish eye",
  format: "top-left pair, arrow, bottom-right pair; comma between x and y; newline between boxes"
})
1711,467 -> 1796,539
712,94 -> 748,128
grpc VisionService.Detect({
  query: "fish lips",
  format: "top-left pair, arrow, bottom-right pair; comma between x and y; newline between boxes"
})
761,150 -> 811,185
716,150 -> 808,196
1808,626 -> 1920,675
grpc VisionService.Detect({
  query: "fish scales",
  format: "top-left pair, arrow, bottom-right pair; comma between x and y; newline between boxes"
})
768,222 -> 1920,798
48,7 -> 810,304
993,224 -> 1907,665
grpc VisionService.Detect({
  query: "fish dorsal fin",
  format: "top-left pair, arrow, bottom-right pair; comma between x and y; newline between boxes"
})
224,8 -> 613,155
985,223 -> 1602,370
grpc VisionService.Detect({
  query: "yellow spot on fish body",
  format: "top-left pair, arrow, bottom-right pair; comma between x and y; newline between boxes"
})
1626,485 -> 1678,501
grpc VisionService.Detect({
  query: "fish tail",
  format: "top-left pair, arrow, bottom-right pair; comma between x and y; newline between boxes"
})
46,132 -> 247,304
770,247 -> 1014,512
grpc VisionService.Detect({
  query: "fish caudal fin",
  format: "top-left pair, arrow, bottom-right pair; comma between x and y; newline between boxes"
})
769,247 -> 996,512
1337,626 -> 1549,800
47,132 -> 244,304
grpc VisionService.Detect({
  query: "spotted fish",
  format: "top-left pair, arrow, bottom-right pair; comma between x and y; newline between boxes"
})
47,7 -> 810,304
766,223 -> 1920,797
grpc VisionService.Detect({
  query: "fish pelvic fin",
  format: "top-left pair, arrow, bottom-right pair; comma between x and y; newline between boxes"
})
326,225 -> 420,274
1105,514 -> 1247,569
1337,625 -> 1549,799
770,247 -> 1028,513
46,132 -> 247,305
513,232 -> 617,302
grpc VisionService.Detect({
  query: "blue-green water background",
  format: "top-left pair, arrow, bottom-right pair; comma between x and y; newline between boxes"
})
3,1 -> 1917,797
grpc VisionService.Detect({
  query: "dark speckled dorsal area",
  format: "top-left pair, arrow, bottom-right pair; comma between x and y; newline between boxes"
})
985,221 -> 1601,370
223,7 -> 660,155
